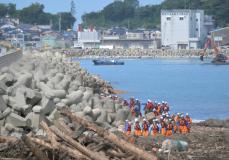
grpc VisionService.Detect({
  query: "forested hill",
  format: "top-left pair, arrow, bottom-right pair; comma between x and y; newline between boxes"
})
82,0 -> 229,29
0,3 -> 76,31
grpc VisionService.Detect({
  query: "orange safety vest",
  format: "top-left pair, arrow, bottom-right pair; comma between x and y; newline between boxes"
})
134,123 -> 142,136
166,123 -> 173,136
152,124 -> 159,136
126,124 -> 132,135
161,122 -> 166,136
179,119 -> 188,134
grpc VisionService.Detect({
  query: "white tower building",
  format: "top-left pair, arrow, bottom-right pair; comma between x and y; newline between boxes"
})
161,9 -> 214,49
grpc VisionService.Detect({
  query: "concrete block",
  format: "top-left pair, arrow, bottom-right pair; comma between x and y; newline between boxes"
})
115,103 -> 122,111
82,90 -> 93,102
56,102 -> 66,110
0,81 -> 7,95
0,108 -> 11,120
62,90 -> 83,106
96,110 -> 108,123
25,88 -> 42,106
53,98 -> 61,104
6,112 -> 31,128
55,75 -> 71,90
70,104 -> 81,112
51,89 -> 66,99
41,97 -> 55,115
103,99 -> 116,113
92,108 -> 101,120
0,73 -> 15,86
115,109 -> 129,121
15,73 -> 33,88
83,106 -> 92,116
47,108 -> 60,122
0,96 -> 7,112
107,113 -> 116,124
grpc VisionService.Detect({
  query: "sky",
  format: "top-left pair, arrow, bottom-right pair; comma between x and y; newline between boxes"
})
1,0 -> 163,24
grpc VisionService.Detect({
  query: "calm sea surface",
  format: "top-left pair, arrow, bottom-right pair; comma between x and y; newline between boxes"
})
74,58 -> 229,120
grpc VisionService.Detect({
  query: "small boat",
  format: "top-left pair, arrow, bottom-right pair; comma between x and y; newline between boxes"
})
92,59 -> 124,65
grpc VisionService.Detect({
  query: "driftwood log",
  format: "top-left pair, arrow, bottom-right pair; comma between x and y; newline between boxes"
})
60,108 -> 157,160
50,125 -> 109,160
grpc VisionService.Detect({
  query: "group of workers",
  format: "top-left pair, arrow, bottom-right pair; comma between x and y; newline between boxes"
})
123,98 -> 192,137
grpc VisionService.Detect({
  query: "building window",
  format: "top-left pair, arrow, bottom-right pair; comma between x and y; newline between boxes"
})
166,17 -> 171,20
196,18 -> 198,22
196,28 -> 199,31
179,17 -> 184,20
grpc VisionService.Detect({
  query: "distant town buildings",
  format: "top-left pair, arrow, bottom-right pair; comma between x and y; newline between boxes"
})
161,9 -> 214,49
74,26 -> 161,49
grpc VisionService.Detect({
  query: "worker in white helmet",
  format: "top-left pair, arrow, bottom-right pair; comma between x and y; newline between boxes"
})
142,118 -> 149,137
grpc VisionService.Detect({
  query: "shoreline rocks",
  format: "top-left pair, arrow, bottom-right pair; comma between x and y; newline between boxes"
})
0,51 -> 131,137
58,48 -> 229,59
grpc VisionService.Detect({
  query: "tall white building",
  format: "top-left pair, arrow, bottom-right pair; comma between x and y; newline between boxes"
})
161,9 -> 214,49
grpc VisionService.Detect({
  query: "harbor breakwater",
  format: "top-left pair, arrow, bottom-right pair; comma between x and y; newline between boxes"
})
59,48 -> 227,58
0,50 -> 131,137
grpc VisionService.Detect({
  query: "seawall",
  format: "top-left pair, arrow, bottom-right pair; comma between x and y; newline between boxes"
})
0,50 -> 22,68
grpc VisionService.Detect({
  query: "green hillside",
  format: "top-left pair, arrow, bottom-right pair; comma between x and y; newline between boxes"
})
82,0 -> 229,29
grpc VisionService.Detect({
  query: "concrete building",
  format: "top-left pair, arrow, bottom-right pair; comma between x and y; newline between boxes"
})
161,9 -> 214,49
75,29 -> 101,49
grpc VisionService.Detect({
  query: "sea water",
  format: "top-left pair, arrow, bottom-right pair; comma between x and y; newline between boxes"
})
75,58 -> 229,120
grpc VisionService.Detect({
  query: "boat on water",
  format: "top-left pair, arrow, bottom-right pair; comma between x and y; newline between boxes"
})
92,59 -> 124,65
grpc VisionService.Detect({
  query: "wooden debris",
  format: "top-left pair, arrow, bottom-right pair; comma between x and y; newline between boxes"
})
60,108 -> 157,160
22,135 -> 49,160
50,125 -> 108,160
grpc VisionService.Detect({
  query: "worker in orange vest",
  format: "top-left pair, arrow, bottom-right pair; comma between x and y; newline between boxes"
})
185,113 -> 192,133
179,115 -> 188,134
142,119 -> 149,137
151,120 -> 159,136
160,119 -> 167,136
144,99 -> 153,114
126,121 -> 132,135
166,120 -> 173,136
134,119 -> 142,136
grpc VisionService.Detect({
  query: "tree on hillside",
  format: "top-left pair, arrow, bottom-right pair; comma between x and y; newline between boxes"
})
19,3 -> 47,24
124,0 -> 139,8
59,12 -> 76,30
0,3 -> 16,17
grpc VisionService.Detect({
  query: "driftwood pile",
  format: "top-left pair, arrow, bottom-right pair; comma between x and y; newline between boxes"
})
0,108 -> 157,160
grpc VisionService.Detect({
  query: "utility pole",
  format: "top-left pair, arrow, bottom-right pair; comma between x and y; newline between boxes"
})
58,13 -> 62,33
71,0 -> 76,30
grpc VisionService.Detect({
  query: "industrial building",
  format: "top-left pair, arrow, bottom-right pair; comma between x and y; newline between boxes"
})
161,9 -> 214,49
75,26 -> 161,49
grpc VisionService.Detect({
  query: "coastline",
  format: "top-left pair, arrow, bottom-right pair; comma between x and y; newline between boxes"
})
0,50 -> 228,159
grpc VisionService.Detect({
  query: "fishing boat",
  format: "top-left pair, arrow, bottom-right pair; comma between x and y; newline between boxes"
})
92,59 -> 124,65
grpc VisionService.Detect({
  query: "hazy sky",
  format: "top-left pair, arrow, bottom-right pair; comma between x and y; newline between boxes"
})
1,0 -> 163,23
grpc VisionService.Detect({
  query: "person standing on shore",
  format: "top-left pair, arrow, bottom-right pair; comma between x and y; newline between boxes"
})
151,120 -> 159,136
185,113 -> 192,133
126,121 -> 132,135
144,99 -> 153,114
134,118 -> 142,136
142,119 -> 149,137
134,99 -> 141,117
179,115 -> 188,134
166,120 -> 174,136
